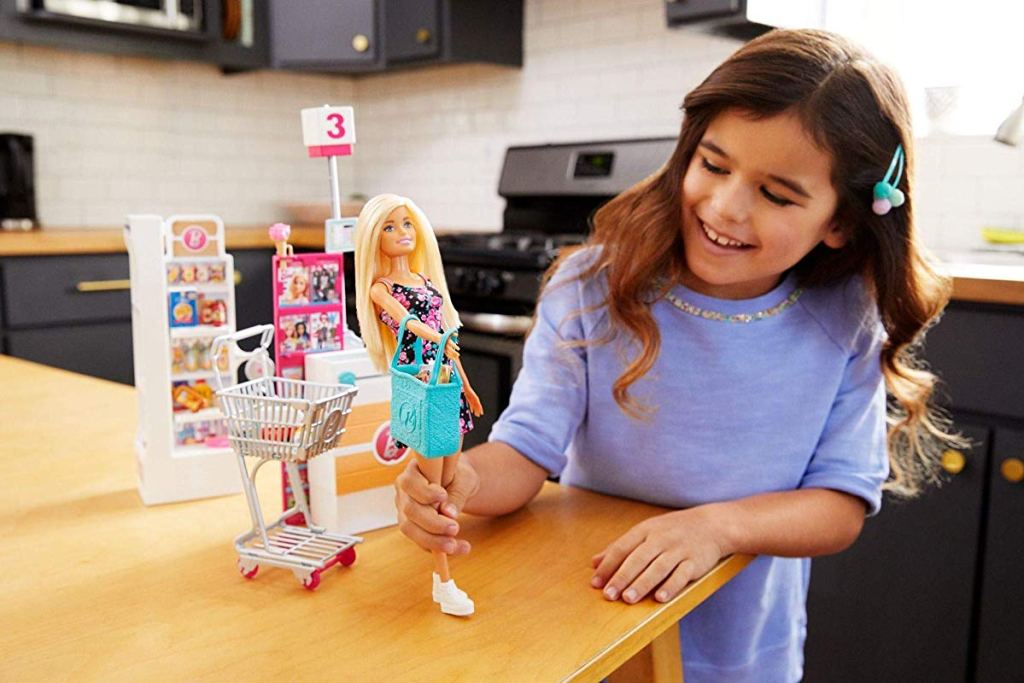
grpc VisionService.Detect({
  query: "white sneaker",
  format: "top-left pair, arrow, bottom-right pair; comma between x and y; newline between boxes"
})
432,572 -> 469,602
433,576 -> 474,616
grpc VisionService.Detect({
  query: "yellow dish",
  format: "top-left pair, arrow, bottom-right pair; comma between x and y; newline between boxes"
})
982,227 -> 1024,244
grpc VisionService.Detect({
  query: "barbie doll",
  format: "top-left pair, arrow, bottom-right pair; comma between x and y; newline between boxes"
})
354,193 -> 483,617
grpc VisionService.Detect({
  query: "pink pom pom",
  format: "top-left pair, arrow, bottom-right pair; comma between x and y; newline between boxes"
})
871,199 -> 891,216
268,222 -> 292,241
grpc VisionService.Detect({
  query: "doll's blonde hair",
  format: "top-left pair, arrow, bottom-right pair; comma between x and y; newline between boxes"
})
354,193 -> 460,372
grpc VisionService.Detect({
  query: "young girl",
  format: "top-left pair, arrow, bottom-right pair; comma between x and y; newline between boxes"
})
395,28 -> 958,680
354,193 -> 484,617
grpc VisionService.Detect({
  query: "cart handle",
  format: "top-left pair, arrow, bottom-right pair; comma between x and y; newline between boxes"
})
211,324 -> 275,391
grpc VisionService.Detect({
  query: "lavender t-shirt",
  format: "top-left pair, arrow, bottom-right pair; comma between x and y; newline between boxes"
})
489,248 -> 888,683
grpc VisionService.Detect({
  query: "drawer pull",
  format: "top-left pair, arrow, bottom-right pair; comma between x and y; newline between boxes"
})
416,27 -> 432,44
940,449 -> 966,475
1001,458 -> 1024,484
234,270 -> 242,285
76,278 -> 131,293
352,34 -> 370,53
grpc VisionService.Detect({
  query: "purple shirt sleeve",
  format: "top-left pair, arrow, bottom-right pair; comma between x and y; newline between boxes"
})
488,262 -> 590,476
798,319 -> 889,515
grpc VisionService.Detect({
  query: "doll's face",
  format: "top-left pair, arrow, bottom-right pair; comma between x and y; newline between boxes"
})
379,206 -> 417,258
290,273 -> 308,297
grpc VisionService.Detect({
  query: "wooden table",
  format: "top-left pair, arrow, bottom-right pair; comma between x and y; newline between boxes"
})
0,356 -> 751,681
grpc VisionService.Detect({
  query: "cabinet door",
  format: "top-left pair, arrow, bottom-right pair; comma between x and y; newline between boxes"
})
7,321 -> 134,385
269,0 -> 378,68
384,0 -> 439,62
975,427 -> 1024,682
231,249 -> 273,332
804,424 -> 988,683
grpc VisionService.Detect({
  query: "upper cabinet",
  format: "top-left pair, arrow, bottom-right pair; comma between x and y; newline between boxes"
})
269,0 -> 380,72
268,0 -> 522,74
0,0 -> 269,71
0,0 -> 522,75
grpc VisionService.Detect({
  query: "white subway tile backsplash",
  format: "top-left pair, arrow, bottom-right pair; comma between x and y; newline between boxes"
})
3,0 -> 1022,247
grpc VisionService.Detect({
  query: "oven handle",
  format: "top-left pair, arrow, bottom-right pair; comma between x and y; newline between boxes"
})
458,312 -> 533,337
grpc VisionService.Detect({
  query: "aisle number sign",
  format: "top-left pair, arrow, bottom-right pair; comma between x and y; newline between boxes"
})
301,105 -> 356,158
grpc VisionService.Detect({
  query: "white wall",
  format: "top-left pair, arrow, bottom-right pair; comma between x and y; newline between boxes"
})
0,42 -> 356,228
1,0 -> 1022,251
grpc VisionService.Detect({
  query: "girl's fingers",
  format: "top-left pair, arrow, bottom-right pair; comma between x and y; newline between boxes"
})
398,494 -> 460,537
397,517 -> 471,555
591,526 -> 646,587
590,551 -> 605,569
395,459 -> 446,506
621,553 -> 680,604
652,560 -> 697,603
598,541 -> 659,601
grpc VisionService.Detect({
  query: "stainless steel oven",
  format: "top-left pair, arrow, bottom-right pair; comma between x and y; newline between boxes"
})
20,0 -> 204,33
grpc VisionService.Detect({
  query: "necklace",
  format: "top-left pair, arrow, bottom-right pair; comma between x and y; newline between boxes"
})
663,287 -> 804,323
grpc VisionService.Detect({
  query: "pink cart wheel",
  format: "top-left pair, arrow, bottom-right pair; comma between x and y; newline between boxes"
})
338,546 -> 357,567
302,570 -> 322,591
239,563 -> 259,580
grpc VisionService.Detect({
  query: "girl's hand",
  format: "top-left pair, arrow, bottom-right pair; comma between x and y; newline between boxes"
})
464,384 -> 484,416
394,457 -> 480,555
590,507 -> 726,604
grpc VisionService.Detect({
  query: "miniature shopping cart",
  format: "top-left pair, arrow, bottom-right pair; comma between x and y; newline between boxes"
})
213,325 -> 361,590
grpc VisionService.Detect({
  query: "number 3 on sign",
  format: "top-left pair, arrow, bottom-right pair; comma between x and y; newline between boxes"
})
301,106 -> 356,147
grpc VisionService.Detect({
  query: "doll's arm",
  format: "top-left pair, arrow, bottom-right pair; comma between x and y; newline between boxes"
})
451,354 -> 483,416
370,283 -> 460,357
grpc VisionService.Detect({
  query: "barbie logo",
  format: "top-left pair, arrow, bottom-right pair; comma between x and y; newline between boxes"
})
181,225 -> 208,252
372,422 -> 407,466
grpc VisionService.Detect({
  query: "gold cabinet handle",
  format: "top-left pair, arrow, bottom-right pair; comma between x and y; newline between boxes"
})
1001,457 -> 1024,484
352,34 -> 370,53
415,27 -> 432,44
233,270 -> 242,286
941,449 -> 966,475
76,278 -> 131,293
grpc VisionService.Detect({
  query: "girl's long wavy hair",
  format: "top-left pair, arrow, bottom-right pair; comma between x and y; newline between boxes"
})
548,28 -> 959,497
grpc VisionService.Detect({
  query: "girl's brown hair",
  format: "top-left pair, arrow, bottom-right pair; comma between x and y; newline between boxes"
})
549,28 -> 959,497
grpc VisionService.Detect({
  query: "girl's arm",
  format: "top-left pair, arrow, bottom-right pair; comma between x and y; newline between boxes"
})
394,440 -> 548,555
591,488 -> 866,604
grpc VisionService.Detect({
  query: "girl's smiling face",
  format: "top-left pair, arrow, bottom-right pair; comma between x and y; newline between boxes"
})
680,109 -> 846,299
380,206 -> 417,258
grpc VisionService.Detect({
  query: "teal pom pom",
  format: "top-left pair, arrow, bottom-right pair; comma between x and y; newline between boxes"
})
873,182 -> 891,200
338,371 -> 358,386
889,188 -> 905,207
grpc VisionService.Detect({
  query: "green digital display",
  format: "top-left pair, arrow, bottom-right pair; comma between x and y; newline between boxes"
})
574,152 -> 614,178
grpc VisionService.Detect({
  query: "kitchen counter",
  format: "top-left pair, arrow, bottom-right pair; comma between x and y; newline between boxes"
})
0,355 -> 751,681
3,229 -> 1023,306
0,225 -> 327,255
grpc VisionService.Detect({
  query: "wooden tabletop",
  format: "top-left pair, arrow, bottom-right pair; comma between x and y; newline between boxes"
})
0,356 -> 751,681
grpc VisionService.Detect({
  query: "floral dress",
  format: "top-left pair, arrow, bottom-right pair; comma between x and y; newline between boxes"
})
377,274 -> 474,440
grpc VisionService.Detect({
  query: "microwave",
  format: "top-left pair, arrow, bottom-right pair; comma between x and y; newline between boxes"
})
20,0 -> 203,33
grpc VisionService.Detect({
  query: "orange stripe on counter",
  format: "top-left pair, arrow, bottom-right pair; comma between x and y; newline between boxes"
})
345,402 -> 390,428
335,450 -> 404,494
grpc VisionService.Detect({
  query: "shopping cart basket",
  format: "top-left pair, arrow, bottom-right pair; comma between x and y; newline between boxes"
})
213,325 -> 361,590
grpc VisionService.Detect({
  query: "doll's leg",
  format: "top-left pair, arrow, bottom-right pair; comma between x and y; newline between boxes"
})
414,451 -> 451,582
439,437 -> 464,489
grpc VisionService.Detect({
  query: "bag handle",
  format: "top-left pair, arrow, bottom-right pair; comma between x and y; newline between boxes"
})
390,314 -> 459,387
